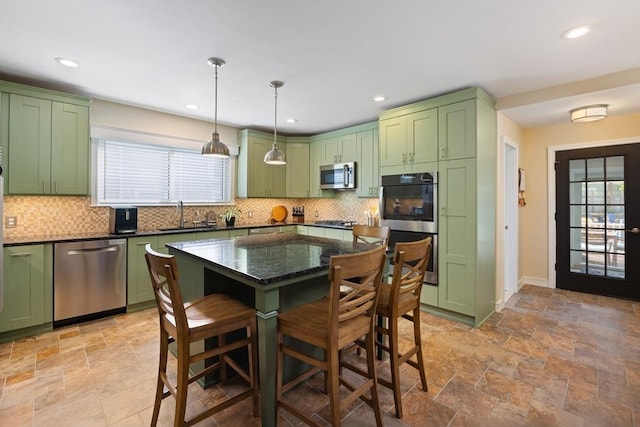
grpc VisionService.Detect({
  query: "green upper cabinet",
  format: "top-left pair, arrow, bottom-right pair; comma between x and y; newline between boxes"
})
0,81 -> 90,196
356,127 -> 379,198
285,138 -> 310,198
438,99 -> 476,160
379,108 -> 437,170
237,129 -> 286,198
320,133 -> 357,164
50,102 -> 89,194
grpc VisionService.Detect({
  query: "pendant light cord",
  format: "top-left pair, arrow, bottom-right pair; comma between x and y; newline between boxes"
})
273,84 -> 278,147
214,63 -> 219,135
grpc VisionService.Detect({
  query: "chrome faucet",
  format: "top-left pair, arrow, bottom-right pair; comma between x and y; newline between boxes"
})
177,201 -> 185,228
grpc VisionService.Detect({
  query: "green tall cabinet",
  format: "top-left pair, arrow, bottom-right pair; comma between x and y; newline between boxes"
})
285,138 -> 310,198
0,80 -> 90,195
237,129 -> 287,198
437,93 -> 496,326
1,244 -> 52,333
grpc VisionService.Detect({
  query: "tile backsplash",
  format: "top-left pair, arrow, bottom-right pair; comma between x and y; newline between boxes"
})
3,192 -> 379,238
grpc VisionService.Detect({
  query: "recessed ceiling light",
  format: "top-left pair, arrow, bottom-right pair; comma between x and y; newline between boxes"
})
286,118 -> 297,123
185,104 -> 199,110
561,24 -> 592,40
373,96 -> 386,102
55,57 -> 79,68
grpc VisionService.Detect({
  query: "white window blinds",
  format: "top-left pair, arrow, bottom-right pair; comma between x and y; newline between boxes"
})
95,139 -> 231,205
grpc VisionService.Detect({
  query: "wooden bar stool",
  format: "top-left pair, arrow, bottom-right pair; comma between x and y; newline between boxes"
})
352,224 -> 390,248
374,237 -> 432,418
144,245 -> 259,426
276,244 -> 387,426
344,237 -> 432,418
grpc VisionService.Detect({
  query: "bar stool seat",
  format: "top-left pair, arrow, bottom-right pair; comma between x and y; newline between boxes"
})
144,244 -> 259,427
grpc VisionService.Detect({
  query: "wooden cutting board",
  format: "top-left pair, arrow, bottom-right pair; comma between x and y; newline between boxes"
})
271,205 -> 288,222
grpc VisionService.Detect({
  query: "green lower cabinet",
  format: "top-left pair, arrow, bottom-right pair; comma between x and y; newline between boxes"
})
127,236 -> 159,306
128,233 -> 205,307
1,244 -> 51,332
420,284 -> 438,306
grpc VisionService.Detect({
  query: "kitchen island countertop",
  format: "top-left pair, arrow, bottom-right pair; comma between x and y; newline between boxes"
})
167,232 -> 372,286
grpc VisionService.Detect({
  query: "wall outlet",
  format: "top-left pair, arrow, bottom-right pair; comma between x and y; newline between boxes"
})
6,216 -> 17,228
314,210 -> 319,218
247,211 -> 253,218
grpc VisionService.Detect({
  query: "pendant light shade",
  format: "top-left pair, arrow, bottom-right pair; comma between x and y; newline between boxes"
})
264,80 -> 286,165
202,57 -> 230,157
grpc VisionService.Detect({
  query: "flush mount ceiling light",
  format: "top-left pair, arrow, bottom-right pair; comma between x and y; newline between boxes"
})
201,57 -> 230,157
264,80 -> 286,165
561,24 -> 593,40
55,57 -> 79,68
570,104 -> 608,123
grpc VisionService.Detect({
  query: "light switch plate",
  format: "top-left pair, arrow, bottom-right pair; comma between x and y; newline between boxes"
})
6,216 -> 17,228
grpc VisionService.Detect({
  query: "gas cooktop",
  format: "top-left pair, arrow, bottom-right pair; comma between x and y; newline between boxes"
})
314,220 -> 358,227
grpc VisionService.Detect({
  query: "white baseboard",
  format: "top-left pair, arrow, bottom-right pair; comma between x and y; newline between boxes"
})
519,276 -> 550,288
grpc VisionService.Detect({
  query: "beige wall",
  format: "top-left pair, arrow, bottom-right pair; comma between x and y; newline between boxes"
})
90,99 -> 238,146
520,112 -> 640,285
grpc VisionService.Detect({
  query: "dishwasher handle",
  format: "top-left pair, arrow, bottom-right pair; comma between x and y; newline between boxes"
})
66,246 -> 119,256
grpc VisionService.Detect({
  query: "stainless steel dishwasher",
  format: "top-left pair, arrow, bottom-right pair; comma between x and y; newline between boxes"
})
54,239 -> 127,327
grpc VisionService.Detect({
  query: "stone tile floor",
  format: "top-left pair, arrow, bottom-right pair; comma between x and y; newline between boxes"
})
0,284 -> 638,426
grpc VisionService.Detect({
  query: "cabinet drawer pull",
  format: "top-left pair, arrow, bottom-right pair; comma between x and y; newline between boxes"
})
136,242 -> 151,246
10,252 -> 31,257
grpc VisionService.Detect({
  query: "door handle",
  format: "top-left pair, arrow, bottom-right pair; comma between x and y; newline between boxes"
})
625,227 -> 640,235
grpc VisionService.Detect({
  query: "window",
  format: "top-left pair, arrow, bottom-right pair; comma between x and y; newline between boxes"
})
93,138 -> 232,205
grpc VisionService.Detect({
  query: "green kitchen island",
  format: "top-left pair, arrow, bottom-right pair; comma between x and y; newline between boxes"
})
166,233 -> 375,426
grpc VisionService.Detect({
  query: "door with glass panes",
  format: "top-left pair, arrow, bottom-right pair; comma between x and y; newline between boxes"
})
555,143 -> 640,300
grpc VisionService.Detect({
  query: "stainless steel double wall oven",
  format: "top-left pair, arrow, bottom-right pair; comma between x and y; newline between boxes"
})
380,171 -> 438,284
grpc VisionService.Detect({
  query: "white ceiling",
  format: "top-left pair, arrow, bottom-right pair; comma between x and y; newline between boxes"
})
1,0 -> 639,135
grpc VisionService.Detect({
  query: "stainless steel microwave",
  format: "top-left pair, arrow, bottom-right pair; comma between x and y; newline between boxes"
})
320,162 -> 356,190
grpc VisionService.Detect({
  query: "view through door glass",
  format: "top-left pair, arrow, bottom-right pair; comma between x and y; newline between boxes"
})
556,143 -> 640,300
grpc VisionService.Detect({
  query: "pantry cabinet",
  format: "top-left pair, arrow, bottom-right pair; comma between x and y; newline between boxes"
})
0,81 -> 90,195
237,129 -> 286,198
0,244 -> 52,333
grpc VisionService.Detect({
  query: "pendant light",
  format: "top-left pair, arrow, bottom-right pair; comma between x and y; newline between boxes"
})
264,80 -> 286,165
201,57 -> 230,157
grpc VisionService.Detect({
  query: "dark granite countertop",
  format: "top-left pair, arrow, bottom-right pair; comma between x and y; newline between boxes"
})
167,233 -> 373,285
3,222 -> 353,246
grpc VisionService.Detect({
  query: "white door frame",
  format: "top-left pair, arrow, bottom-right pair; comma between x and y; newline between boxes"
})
503,139 -> 519,304
546,136 -> 640,288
